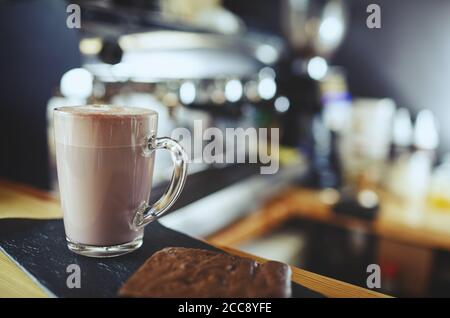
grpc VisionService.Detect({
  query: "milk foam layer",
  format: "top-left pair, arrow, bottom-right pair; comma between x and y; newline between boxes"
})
54,105 -> 158,147
56,105 -> 156,117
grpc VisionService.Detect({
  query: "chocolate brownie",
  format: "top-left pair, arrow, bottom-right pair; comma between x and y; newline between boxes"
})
119,247 -> 292,298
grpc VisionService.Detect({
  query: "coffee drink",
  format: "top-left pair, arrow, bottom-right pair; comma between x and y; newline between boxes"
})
54,105 -> 187,257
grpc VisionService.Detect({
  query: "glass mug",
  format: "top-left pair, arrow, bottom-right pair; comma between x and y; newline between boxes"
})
53,105 -> 188,257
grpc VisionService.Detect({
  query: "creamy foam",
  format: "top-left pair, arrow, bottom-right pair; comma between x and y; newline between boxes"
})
54,105 -> 158,147
55,105 -> 156,117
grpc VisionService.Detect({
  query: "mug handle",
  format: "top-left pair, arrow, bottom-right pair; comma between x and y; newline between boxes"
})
132,136 -> 188,230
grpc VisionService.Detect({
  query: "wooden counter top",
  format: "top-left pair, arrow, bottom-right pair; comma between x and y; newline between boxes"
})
0,180 -> 387,298
209,188 -> 450,252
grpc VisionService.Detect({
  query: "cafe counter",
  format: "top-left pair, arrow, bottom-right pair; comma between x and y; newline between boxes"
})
0,179 -> 386,298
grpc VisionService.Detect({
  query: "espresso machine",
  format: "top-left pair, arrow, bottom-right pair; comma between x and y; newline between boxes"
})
47,0 -> 284,191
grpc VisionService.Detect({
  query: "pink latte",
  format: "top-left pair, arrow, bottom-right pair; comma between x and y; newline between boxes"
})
54,105 -> 157,246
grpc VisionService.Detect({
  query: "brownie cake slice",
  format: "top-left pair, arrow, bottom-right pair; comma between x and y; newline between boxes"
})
119,247 -> 292,298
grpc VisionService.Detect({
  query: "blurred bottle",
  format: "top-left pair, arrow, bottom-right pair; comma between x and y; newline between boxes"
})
311,114 -> 340,188
410,109 -> 438,200
322,68 -> 352,133
428,153 -> 450,210
392,108 -> 413,153
338,98 -> 395,192
309,68 -> 350,189
385,108 -> 413,197
387,109 -> 438,201
414,109 -> 439,152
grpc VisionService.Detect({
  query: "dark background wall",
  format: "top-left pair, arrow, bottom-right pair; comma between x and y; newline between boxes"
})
0,0 -> 81,189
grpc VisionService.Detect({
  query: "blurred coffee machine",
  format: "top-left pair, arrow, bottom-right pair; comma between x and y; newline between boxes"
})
46,0 -> 350,192
278,0 -> 349,188
46,0 -> 281,192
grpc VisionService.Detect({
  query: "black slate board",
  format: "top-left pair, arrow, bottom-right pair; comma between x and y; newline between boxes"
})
0,218 -> 324,298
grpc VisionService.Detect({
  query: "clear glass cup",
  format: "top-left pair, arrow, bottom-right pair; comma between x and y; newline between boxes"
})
53,105 -> 188,257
